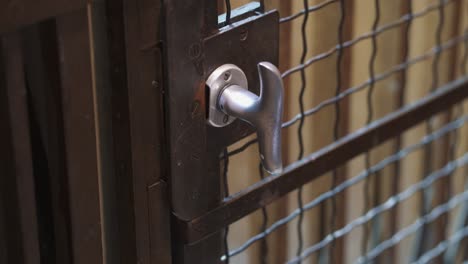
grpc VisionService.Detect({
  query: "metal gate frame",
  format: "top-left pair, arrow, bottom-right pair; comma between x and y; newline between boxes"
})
2,1 -> 468,264
163,1 -> 468,264
164,2 -> 230,263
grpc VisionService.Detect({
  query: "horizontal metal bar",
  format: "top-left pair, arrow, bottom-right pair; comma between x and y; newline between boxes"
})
179,77 -> 468,244
0,0 -> 89,34
224,116 -> 468,259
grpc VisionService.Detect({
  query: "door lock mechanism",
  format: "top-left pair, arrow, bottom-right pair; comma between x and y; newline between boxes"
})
206,62 -> 284,174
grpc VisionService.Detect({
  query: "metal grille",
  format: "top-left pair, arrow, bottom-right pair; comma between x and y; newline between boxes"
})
217,0 -> 468,263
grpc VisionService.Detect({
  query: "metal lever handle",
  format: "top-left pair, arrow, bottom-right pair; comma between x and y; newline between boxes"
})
206,62 -> 284,174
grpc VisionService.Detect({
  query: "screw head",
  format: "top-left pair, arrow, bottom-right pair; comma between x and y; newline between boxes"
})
223,114 -> 229,123
188,43 -> 201,59
240,29 -> 248,41
191,100 -> 200,117
223,71 -> 231,82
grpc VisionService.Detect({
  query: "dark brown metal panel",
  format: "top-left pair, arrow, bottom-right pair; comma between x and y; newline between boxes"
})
55,9 -> 104,264
0,0 -> 88,34
103,0 -> 138,263
164,1 -> 282,262
122,0 -> 172,263
163,0 -> 223,263
182,76 -> 468,243
1,33 -> 40,264
148,180 -> 172,264
164,0 -> 218,221
0,40 -> 20,264
21,21 -> 73,264
3,33 -> 41,264
0,193 -> 5,264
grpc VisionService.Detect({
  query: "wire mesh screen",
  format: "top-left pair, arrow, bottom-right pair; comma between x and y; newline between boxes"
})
217,0 -> 468,263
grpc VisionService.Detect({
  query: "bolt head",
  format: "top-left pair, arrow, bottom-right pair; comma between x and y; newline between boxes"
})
240,29 -> 248,41
223,115 -> 229,123
223,71 -> 231,82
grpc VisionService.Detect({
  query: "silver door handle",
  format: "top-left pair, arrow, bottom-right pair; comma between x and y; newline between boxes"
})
206,62 -> 284,174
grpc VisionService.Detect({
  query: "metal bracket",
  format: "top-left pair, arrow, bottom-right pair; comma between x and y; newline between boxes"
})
206,64 -> 248,127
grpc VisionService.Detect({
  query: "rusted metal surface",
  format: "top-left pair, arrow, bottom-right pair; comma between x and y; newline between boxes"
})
0,0 -> 89,34
1,33 -> 40,264
56,10 -> 104,263
180,77 -> 468,244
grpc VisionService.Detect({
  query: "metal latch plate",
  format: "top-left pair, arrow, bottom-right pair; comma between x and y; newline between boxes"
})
203,10 -> 279,151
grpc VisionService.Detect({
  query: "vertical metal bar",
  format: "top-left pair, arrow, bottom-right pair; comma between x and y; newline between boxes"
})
0,178 -> 6,264
464,27 -> 468,76
100,0 -> 139,262
1,33 -> 41,264
164,0 -> 221,263
370,0 -> 384,258
275,2 -> 293,262
222,148 -> 230,264
103,2 -> 137,258
87,1 -> 131,262
259,0 -> 265,12
0,40 -> 20,264
258,163 -> 268,264
55,9 -> 104,263
122,0 -> 172,262
225,0 -> 232,25
21,20 -> 73,264
4,27 -> 74,263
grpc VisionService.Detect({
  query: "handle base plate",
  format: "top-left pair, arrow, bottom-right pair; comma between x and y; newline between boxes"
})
206,64 -> 248,127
